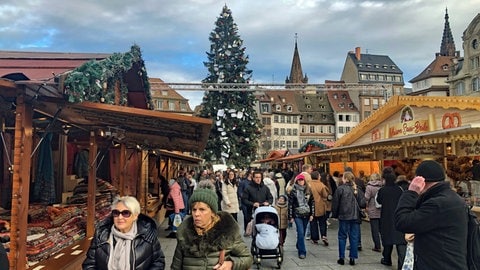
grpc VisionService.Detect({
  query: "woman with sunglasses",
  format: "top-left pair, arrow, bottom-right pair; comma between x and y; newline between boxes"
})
83,196 -> 166,270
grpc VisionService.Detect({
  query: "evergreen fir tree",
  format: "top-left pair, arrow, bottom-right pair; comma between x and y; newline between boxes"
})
199,5 -> 260,168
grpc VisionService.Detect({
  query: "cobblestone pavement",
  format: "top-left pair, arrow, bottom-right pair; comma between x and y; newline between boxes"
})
158,213 -> 399,270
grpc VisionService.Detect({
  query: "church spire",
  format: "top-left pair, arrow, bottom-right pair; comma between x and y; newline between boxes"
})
439,7 -> 456,56
286,33 -> 308,85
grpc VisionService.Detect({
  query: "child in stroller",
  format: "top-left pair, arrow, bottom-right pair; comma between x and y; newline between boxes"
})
251,206 -> 283,269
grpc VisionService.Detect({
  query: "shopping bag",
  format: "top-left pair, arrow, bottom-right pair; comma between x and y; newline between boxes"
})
173,213 -> 183,227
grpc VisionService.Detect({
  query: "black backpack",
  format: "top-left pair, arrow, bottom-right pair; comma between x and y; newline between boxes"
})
467,207 -> 480,270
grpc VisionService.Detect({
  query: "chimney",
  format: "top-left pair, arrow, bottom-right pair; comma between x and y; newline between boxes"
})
355,47 -> 361,61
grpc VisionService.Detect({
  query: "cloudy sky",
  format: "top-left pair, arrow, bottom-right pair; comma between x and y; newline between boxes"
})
0,0 -> 478,107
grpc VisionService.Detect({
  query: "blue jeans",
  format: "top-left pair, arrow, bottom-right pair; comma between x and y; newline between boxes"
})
338,220 -> 360,259
294,217 -> 309,256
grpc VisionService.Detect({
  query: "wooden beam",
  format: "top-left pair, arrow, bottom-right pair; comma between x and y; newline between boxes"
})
139,150 -> 148,214
119,143 -> 126,196
9,94 -> 33,270
86,131 -> 97,238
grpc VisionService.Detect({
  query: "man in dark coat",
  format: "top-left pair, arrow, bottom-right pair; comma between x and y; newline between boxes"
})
395,160 -> 468,270
376,172 -> 406,268
242,170 -> 273,224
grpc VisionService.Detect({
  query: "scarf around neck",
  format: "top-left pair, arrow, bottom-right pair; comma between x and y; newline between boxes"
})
294,184 -> 308,207
108,221 -> 138,270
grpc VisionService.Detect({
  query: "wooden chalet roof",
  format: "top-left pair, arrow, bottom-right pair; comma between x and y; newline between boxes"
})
0,50 -> 111,81
334,95 -> 480,148
0,46 -> 213,153
33,100 -> 212,153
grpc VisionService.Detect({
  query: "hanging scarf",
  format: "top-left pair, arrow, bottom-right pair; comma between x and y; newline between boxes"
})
107,221 -> 137,270
295,184 -> 308,207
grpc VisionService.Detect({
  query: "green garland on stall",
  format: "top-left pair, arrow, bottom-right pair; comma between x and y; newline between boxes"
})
299,140 -> 328,153
63,45 -> 154,109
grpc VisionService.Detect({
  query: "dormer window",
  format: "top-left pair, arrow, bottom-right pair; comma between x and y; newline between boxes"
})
383,64 -> 388,69
341,93 -> 347,99
162,90 -> 168,96
442,64 -> 449,71
306,105 -> 311,109
286,105 -> 292,112
275,104 -> 281,111
374,64 -> 379,68
391,65 -> 396,69
339,103 -> 345,108
349,103 -> 354,109
366,63 -> 372,68
358,63 -> 363,67
333,93 -> 338,99
281,97 -> 286,103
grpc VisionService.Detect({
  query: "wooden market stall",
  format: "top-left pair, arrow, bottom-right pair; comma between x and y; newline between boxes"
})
0,46 -> 212,269
311,95 -> 480,216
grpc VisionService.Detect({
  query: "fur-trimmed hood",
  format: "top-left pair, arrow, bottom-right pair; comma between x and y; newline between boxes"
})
177,211 -> 239,254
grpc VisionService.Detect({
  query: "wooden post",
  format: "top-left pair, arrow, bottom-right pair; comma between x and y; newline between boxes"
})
119,143 -> 126,196
139,150 -> 148,214
9,94 -> 33,270
86,131 -> 97,238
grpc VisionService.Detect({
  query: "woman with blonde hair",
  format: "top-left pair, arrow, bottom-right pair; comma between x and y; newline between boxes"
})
83,196 -> 165,270
331,171 -> 366,266
365,172 -> 383,252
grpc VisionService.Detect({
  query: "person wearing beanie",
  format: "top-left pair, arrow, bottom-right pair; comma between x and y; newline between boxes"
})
395,160 -> 468,270
171,184 -> 253,270
376,172 -> 406,268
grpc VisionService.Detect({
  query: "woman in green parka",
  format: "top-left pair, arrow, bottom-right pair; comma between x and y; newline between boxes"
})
171,181 -> 253,270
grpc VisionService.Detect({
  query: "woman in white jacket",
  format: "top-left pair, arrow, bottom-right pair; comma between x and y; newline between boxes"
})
221,170 -> 240,221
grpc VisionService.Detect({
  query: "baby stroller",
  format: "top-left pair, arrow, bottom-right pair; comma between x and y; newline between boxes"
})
251,206 -> 283,269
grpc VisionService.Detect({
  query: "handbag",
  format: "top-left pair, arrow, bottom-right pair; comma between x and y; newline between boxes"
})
351,188 -> 366,219
294,205 -> 310,216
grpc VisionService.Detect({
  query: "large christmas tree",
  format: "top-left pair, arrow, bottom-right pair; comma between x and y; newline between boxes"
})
199,5 -> 260,168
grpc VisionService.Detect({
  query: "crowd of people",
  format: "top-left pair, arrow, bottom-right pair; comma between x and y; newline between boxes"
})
81,160 -> 472,269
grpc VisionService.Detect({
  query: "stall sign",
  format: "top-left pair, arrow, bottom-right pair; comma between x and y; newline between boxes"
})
408,144 -> 444,159
350,152 -> 373,161
375,149 -> 404,160
456,140 -> 480,156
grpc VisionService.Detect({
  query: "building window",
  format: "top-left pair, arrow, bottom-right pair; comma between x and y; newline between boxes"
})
280,128 -> 286,136
455,82 -> 465,95
180,102 -> 187,111
276,104 -> 281,111
280,115 -> 285,123
286,141 -> 292,148
338,114 -> 343,121
287,129 -> 292,136
473,77 -> 480,92
293,141 -> 298,148
293,129 -> 298,136
273,128 -> 279,135
286,116 -> 291,123
274,115 -> 279,123
261,117 -> 271,125
168,101 -> 175,110
346,127 -> 351,133
364,111 -> 371,118
274,140 -> 279,148
364,98 -> 370,105
346,115 -> 351,121
301,125 -> 306,133
309,126 -> 315,133
339,126 -> 344,134
293,116 -> 298,123
260,103 -> 270,113
162,90 -> 168,96
286,105 -> 292,112
156,99 -> 163,110
372,99 -> 379,109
